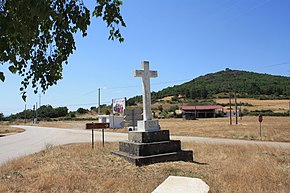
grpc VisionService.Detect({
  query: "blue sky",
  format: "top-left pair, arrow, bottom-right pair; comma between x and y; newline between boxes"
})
1,0 -> 290,115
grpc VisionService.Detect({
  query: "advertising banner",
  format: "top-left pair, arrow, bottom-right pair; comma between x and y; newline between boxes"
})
112,98 -> 126,114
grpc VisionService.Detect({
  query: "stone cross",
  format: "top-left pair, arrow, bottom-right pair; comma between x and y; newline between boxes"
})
134,61 -> 159,131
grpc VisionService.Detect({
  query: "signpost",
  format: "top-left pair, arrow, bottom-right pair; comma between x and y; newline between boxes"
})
86,123 -> 110,148
258,114 -> 263,139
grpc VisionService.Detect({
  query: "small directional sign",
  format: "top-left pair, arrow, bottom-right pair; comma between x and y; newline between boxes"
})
86,123 -> 110,129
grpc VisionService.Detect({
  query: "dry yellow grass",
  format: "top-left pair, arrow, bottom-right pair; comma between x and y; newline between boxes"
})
0,123 -> 24,136
159,116 -> 290,142
216,98 -> 290,112
0,142 -> 289,193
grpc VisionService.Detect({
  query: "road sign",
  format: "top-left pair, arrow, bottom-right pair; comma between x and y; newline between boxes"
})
258,114 -> 263,123
258,114 -> 263,139
86,123 -> 110,129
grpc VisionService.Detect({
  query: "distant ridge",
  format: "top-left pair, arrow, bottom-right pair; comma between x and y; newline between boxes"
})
127,69 -> 290,105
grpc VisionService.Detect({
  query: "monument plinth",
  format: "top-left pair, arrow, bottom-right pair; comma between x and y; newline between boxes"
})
112,61 -> 193,166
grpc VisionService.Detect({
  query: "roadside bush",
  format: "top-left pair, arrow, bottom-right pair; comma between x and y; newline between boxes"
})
77,108 -> 89,114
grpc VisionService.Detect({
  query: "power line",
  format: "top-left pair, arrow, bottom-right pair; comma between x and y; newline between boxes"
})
51,78 -> 192,105
262,61 -> 290,68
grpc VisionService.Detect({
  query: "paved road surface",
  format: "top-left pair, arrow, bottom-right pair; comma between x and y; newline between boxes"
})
1,125 -> 289,165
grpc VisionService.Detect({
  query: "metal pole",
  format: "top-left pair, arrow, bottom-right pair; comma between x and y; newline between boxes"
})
132,109 -> 135,131
92,129 -> 94,149
229,93 -> 232,125
24,104 -> 27,124
102,128 -> 105,147
235,92 -> 238,125
112,99 -> 115,129
260,122 -> 262,140
35,102 -> 38,123
98,88 -> 101,116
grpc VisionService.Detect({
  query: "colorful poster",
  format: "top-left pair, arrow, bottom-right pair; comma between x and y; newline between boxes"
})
112,98 -> 126,114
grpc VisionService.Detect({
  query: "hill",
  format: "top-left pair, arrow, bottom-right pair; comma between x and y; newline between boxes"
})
127,69 -> 290,105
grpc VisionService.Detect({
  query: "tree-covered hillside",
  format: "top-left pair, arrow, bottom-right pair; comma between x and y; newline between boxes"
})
127,69 -> 290,105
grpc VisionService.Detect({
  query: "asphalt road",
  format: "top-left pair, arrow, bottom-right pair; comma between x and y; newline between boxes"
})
1,125 -> 289,165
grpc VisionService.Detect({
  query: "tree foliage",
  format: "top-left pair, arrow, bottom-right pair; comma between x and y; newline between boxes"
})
38,105 -> 68,118
6,105 -> 68,120
0,0 -> 126,100
76,107 -> 89,114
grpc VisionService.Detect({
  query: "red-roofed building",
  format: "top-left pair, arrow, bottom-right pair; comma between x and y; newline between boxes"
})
181,105 -> 224,119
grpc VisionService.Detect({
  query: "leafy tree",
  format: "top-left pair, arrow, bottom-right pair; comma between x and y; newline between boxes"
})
37,105 -> 54,118
0,0 -> 126,100
90,106 -> 97,112
54,107 -> 68,117
77,107 -> 89,114
68,111 -> 76,118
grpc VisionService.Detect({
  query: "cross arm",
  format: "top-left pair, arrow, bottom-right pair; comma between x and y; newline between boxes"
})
149,71 -> 158,78
134,70 -> 144,77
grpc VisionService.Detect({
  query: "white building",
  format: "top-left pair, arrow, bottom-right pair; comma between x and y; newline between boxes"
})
98,115 -> 124,129
223,109 -> 240,117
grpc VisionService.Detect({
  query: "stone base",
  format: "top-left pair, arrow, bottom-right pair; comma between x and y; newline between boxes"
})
128,130 -> 169,143
137,120 -> 160,131
112,150 -> 193,167
112,130 -> 193,166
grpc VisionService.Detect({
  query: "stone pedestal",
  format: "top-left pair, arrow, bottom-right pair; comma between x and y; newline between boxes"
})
137,120 -> 160,132
112,130 -> 193,166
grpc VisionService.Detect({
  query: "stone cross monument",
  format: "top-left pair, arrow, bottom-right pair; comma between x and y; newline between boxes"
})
112,60 -> 193,166
134,61 -> 160,131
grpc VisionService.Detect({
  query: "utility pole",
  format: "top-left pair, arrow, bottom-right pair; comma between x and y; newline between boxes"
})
229,93 -> 232,125
35,102 -> 38,123
33,105 -> 35,123
235,92 -> 238,125
98,88 -> 101,117
24,104 -> 27,124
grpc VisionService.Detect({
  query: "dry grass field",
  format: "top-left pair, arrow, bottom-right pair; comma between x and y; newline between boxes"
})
159,116 -> 290,142
216,98 -> 290,113
0,142 -> 289,193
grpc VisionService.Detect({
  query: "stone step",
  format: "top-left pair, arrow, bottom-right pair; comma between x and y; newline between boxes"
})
128,130 -> 170,143
112,150 -> 193,166
119,140 -> 182,156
